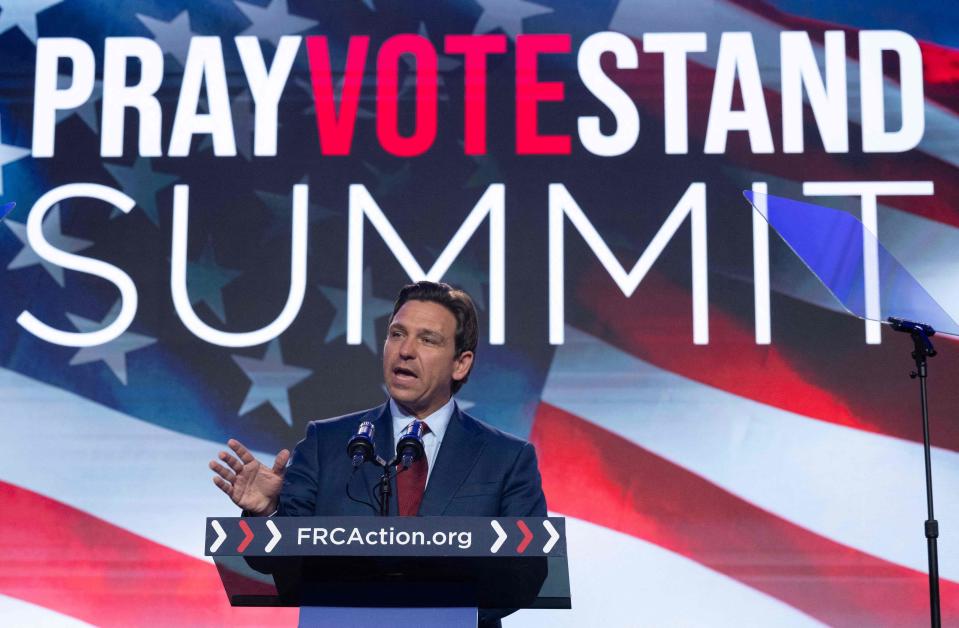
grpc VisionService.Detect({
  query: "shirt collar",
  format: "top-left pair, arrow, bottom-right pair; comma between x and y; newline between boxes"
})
390,396 -> 456,442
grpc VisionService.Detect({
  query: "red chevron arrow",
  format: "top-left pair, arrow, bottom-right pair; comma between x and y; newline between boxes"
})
516,519 -> 533,553
237,520 -> 255,552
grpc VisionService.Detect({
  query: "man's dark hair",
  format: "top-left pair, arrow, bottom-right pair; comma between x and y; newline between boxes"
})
389,281 -> 478,394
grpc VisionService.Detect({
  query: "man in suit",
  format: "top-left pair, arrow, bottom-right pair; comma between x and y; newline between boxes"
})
210,281 -> 547,624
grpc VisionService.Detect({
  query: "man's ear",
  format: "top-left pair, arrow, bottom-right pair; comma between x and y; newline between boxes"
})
452,350 -> 474,381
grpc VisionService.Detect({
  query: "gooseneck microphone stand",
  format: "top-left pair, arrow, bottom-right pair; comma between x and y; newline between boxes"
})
889,317 -> 940,628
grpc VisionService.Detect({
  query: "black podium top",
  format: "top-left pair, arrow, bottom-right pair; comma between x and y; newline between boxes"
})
206,516 -> 570,609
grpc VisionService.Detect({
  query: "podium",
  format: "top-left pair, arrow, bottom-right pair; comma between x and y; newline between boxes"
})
206,516 -> 570,627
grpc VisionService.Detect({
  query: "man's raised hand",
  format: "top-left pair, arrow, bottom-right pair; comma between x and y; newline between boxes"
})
210,439 -> 290,516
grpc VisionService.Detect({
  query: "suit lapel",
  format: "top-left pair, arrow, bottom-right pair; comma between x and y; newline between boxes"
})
358,404 -> 398,514
419,406 -> 485,515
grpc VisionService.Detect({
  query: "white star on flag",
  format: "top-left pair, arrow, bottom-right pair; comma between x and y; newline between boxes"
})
103,157 -> 179,226
472,0 -> 552,39
66,302 -> 157,385
232,339 -> 312,426
136,10 -> 199,67
318,268 -> 394,354
234,0 -> 318,47
5,204 -> 94,286
0,0 -> 63,43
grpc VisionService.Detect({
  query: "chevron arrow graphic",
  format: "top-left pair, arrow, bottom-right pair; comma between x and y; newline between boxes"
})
490,520 -> 507,553
542,520 -> 559,553
210,520 -> 227,553
516,519 -> 533,553
237,520 -> 255,552
265,519 -> 282,553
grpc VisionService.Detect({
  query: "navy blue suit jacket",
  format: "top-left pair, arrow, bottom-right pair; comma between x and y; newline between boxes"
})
278,402 -> 547,518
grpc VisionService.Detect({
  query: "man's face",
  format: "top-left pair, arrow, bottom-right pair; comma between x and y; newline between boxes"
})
383,300 -> 473,418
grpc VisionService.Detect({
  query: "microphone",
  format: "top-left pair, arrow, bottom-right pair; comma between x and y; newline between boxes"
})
346,421 -> 376,468
397,420 -> 426,469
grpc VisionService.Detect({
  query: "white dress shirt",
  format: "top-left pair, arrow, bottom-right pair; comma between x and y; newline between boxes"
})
390,396 -> 456,486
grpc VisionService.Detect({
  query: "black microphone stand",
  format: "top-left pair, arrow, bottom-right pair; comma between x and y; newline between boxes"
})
888,317 -> 940,628
372,455 -> 396,517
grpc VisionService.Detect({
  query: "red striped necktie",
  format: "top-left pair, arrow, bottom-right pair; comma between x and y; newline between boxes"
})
397,421 -> 431,516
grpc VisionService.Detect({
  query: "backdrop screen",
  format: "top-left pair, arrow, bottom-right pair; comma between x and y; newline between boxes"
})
1,0 -> 958,625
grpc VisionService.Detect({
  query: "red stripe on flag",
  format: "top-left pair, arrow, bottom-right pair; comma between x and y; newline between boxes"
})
0,482 -> 296,627
530,401 -> 959,626
572,266 -> 959,452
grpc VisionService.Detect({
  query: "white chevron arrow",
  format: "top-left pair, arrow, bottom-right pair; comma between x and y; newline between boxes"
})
210,520 -> 227,553
265,519 -> 282,553
490,520 -> 507,553
542,520 -> 559,553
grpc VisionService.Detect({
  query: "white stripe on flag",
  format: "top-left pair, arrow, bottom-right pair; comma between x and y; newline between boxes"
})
0,594 -> 94,627
504,515 -> 823,628
541,326 -> 959,580
0,367 -> 269,560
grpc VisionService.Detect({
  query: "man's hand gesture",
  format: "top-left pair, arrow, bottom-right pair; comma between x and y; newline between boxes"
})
210,439 -> 290,516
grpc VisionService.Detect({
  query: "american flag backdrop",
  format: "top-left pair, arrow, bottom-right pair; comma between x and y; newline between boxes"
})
0,0 -> 958,626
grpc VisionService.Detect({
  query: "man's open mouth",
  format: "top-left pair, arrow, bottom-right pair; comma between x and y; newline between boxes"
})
393,367 -> 417,378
